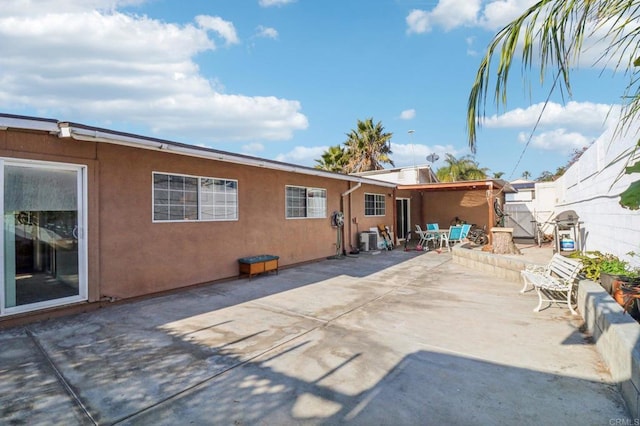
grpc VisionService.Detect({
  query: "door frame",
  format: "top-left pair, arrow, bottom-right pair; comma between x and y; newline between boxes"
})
395,197 -> 410,241
0,158 -> 88,316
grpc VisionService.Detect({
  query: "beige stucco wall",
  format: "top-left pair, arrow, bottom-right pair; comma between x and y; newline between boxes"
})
396,188 -> 504,237
0,128 -> 102,304
0,128 -> 395,306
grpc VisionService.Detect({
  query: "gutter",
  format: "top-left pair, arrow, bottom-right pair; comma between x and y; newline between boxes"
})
57,122 -> 397,188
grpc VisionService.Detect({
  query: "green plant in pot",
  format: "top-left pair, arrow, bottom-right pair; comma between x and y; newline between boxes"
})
569,251 -> 606,281
599,255 -> 631,294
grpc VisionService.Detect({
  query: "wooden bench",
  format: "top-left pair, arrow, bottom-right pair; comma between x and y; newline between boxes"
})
520,253 -> 583,315
238,255 -> 279,280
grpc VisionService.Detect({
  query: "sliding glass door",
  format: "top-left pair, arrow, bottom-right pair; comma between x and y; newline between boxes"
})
1,160 -> 87,315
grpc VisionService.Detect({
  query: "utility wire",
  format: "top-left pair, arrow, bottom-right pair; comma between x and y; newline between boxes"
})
507,68 -> 562,181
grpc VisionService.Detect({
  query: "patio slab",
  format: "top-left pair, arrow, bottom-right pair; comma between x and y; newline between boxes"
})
0,248 -> 632,424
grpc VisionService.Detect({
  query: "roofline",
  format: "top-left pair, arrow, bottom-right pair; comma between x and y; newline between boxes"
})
0,113 -> 396,188
397,179 -> 516,193
353,163 -> 435,176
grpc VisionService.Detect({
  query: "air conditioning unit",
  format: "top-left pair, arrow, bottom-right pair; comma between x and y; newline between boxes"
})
368,232 -> 378,251
359,232 -> 370,252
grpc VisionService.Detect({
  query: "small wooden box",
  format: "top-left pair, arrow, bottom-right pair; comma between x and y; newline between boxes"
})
238,255 -> 279,279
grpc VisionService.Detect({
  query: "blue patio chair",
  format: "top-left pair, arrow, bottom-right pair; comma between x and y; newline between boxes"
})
460,224 -> 472,240
442,225 -> 464,251
426,223 -> 442,249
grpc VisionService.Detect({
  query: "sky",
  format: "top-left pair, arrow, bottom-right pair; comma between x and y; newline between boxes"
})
0,0 -> 631,180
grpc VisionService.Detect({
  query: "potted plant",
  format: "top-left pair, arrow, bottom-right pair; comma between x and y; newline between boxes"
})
600,255 -> 631,294
607,253 -> 640,314
569,251 -> 606,281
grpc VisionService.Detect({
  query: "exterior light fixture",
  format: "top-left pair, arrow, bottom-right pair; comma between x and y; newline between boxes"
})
58,122 -> 72,138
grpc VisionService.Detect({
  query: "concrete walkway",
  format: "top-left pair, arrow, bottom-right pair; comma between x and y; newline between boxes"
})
0,248 -> 631,425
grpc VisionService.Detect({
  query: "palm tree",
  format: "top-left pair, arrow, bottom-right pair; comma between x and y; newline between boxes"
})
493,171 -> 505,179
466,0 -> 640,208
522,171 -> 531,180
343,118 -> 394,173
314,145 -> 347,172
436,154 -> 488,182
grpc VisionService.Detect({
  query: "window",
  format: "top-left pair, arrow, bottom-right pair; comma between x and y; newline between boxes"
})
286,186 -> 326,218
365,193 -> 386,216
153,172 -> 238,222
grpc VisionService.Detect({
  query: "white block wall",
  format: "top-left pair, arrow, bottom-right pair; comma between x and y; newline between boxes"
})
553,122 -> 640,268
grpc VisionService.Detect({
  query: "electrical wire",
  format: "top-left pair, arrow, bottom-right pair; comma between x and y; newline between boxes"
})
507,68 -> 562,181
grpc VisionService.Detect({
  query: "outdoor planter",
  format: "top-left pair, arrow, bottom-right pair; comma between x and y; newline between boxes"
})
612,278 -> 640,322
238,255 -> 279,280
600,272 -> 624,295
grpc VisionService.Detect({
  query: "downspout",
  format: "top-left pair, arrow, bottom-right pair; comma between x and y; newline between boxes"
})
342,181 -> 362,197
342,182 -> 362,253
487,181 -> 495,244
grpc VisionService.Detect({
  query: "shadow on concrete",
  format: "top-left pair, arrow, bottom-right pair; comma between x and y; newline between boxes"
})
11,326 -> 626,425
0,249 -> 632,424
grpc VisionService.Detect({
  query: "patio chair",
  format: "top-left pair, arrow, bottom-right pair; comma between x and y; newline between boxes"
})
460,224 -> 472,240
425,223 -> 440,249
442,225 -> 464,251
414,224 -> 433,250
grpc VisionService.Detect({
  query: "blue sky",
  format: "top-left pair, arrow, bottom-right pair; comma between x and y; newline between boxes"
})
0,0 -> 629,180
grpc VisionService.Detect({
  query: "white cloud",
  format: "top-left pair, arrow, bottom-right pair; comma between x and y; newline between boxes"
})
399,109 -> 416,120
256,25 -> 278,39
273,141 -> 463,169
406,0 -> 537,34
196,15 -> 239,46
274,145 -> 326,165
479,0 -> 538,30
259,0 -> 296,7
0,2 -> 308,142
407,0 -> 482,34
242,142 -> 265,154
483,101 -> 617,132
390,143 -> 461,168
518,129 -> 591,153
0,0 -> 146,15
465,36 -> 478,56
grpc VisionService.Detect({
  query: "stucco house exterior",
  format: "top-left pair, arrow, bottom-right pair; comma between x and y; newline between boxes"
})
354,166 -> 515,243
0,113 -> 397,325
396,180 -> 515,242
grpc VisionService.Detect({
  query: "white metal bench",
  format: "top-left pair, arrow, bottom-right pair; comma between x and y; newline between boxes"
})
520,253 -> 583,315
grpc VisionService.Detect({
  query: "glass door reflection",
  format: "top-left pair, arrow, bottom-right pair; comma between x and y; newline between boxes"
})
4,165 -> 80,308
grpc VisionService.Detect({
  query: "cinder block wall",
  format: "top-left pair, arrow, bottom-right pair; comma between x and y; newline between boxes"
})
578,280 -> 640,419
552,121 -> 640,268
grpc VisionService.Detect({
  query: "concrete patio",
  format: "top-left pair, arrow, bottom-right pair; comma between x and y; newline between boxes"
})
0,246 -> 632,425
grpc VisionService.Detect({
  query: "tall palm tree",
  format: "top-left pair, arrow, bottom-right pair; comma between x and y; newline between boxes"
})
522,171 -> 531,180
314,145 -> 347,172
436,154 -> 488,182
466,0 -> 640,208
343,118 -> 394,173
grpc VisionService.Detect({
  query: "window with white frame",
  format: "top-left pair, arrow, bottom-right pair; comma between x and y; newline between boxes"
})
285,186 -> 326,218
153,172 -> 238,222
364,193 -> 385,216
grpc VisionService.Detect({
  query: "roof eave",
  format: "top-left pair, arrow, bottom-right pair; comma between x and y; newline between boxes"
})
0,114 -> 397,188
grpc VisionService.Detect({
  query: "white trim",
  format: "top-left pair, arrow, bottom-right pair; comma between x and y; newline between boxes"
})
285,185 -> 327,219
364,192 -> 386,217
0,159 -> 4,314
2,116 -> 397,188
0,158 -> 88,316
152,171 -> 239,223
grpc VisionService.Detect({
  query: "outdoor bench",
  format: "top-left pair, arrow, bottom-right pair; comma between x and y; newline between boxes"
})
520,253 -> 583,315
238,255 -> 279,280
